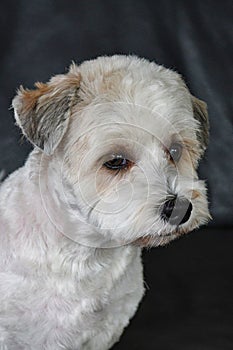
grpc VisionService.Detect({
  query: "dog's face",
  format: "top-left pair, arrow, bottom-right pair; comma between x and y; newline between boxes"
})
13,55 -> 210,248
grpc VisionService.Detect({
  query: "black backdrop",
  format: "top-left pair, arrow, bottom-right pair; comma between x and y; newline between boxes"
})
0,1 -> 233,349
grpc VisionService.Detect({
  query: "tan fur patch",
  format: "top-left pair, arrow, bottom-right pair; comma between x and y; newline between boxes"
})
13,67 -> 81,155
18,69 -> 81,114
191,190 -> 200,200
17,83 -> 51,115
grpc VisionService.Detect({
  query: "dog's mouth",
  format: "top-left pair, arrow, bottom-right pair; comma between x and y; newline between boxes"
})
133,228 -> 190,248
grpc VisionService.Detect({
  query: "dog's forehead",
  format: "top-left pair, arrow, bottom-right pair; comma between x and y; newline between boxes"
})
73,85 -> 195,145
68,57 -> 197,150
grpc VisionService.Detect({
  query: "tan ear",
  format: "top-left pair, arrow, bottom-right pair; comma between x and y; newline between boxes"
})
191,96 -> 209,154
12,67 -> 81,155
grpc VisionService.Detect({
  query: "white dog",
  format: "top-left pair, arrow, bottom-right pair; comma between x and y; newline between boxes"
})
0,55 -> 210,349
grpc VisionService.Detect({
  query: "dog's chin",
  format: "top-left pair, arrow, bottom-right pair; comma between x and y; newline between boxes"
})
132,227 -> 191,248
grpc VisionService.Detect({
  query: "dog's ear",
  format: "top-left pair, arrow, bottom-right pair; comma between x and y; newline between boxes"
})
12,67 -> 81,155
191,96 -> 209,154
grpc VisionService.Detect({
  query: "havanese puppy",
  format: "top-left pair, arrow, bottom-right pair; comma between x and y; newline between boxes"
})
0,55 -> 210,349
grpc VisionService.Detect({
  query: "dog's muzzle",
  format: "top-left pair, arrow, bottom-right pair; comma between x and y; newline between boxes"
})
161,196 -> 193,226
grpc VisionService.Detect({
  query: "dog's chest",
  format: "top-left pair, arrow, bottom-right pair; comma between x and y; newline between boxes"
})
0,244 -> 144,349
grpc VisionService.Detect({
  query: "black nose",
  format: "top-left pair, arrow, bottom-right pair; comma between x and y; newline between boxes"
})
161,197 -> 193,226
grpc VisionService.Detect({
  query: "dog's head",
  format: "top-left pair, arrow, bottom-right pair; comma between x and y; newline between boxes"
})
12,55 -> 210,248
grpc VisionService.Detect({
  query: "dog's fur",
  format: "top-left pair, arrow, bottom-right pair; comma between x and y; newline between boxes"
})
0,55 -> 210,349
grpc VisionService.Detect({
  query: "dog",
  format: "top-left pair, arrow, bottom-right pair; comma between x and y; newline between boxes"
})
0,55 -> 210,349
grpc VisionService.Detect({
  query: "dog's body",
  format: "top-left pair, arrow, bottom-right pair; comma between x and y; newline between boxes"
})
0,159 -> 144,349
0,55 -> 210,349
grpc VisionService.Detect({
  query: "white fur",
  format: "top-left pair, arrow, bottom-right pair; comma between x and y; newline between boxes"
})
0,55 -> 210,349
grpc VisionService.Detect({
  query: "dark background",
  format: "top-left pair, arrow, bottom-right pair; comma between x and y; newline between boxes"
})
0,0 -> 232,349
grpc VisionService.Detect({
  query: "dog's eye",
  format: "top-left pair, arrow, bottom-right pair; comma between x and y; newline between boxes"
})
104,156 -> 130,170
168,143 -> 183,162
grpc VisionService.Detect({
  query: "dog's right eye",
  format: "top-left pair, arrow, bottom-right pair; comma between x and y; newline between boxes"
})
104,156 -> 130,170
